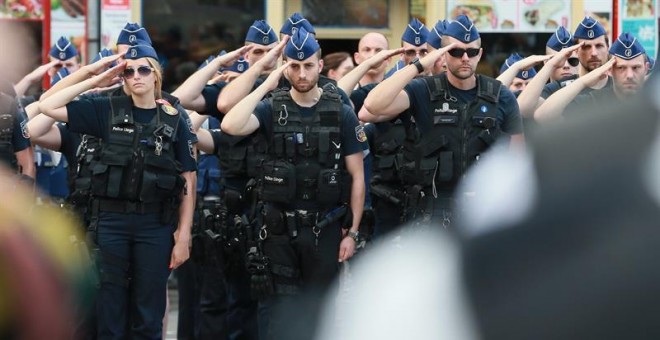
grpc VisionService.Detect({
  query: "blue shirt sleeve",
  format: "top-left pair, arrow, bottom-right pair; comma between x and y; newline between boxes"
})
13,108 -> 30,152
176,104 -> 199,144
341,104 -> 368,156
201,82 -> 227,118
174,114 -> 198,172
404,78 -> 433,131
56,123 -> 80,166
66,97 -> 110,139
253,98 -> 273,137
498,87 -> 523,135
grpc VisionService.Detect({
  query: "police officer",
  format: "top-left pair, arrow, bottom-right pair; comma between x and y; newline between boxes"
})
426,19 -> 449,75
39,43 -> 197,339
362,15 -> 524,226
535,16 -> 612,121
0,78 -> 35,184
221,27 -> 366,339
517,26 -> 580,119
352,32 -> 391,88
47,36 -> 81,79
385,18 -> 429,79
498,53 -> 540,94
279,12 -> 316,39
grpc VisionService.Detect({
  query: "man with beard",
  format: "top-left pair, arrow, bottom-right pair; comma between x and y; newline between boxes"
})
536,32 -> 649,121
362,15 -> 523,226
535,16 -> 613,121
221,27 -> 366,339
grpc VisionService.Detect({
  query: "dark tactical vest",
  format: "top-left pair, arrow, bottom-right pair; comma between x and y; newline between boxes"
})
0,93 -> 18,169
215,130 -> 268,180
371,115 -> 414,183
67,134 -> 101,210
90,96 -> 184,203
400,73 -> 502,193
260,85 -> 345,208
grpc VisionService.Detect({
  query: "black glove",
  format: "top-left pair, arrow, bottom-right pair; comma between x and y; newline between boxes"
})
246,247 -> 274,299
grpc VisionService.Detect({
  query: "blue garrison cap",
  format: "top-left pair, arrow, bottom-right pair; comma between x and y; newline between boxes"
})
126,44 -> 158,60
50,68 -> 70,87
91,48 -> 115,63
198,55 -> 216,70
221,57 -> 249,74
245,20 -> 278,45
402,18 -> 429,46
574,16 -> 606,40
117,23 -> 152,46
546,26 -> 575,51
384,60 -> 405,79
280,12 -> 316,36
499,53 -> 537,80
444,15 -> 480,43
284,27 -> 320,61
427,20 -> 448,49
49,36 -> 78,61
609,33 -> 646,60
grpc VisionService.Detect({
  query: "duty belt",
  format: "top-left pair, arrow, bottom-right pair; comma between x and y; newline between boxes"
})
97,198 -> 163,214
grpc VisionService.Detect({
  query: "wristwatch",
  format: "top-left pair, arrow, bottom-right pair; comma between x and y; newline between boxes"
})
347,230 -> 359,242
410,57 -> 424,74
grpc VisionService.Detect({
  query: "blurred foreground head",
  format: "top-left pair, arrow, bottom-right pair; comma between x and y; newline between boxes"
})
0,165 -> 91,339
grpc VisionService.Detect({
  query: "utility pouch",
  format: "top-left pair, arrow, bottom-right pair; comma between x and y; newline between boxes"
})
260,160 -> 296,203
317,168 -> 342,206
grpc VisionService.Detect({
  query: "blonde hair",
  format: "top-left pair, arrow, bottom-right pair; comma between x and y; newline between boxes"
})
123,57 -> 163,99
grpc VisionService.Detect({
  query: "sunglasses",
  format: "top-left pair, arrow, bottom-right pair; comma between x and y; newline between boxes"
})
122,66 -> 154,79
447,48 -> 480,58
567,57 -> 580,67
404,49 -> 429,58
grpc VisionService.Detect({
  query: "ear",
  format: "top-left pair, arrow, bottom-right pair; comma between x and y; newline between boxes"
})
354,52 -> 361,64
318,59 -> 324,73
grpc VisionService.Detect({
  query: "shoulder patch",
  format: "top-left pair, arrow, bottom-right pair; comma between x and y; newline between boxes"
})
187,139 -> 195,159
20,119 -> 30,139
355,125 -> 367,143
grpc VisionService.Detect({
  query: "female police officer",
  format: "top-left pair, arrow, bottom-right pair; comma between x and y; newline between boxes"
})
39,44 -> 197,339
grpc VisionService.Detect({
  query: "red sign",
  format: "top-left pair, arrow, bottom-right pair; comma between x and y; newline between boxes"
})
102,0 -> 130,10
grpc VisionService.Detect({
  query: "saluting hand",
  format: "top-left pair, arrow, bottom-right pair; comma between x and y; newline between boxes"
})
547,42 -> 583,67
255,36 -> 289,72
516,54 -> 553,70
216,45 -> 253,68
366,48 -> 405,69
25,60 -> 61,83
578,57 -> 616,88
85,52 -> 127,76
419,42 -> 457,73
91,61 -> 126,89
261,61 -> 291,92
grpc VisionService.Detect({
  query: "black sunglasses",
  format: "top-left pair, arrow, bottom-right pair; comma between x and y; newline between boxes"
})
567,57 -> 580,67
404,49 -> 429,57
123,66 -> 154,79
447,48 -> 480,58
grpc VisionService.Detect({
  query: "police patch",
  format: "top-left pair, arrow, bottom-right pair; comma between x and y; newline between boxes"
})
20,120 -> 29,139
188,140 -> 195,159
157,99 -> 179,116
355,125 -> 367,143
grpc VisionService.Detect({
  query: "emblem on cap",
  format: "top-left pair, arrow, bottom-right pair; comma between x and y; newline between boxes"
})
237,64 -> 244,72
588,30 -> 594,38
131,49 -> 138,58
297,52 -> 305,60
415,36 -> 420,45
521,70 -> 529,78
625,49 -> 632,57
129,35 -> 136,43
262,36 -> 269,44
465,33 -> 470,42
59,52 -> 66,60
292,27 -> 298,36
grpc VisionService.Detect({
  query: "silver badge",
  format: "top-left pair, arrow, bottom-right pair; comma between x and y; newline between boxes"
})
262,36 -> 269,44
521,70 -> 528,78
415,36 -> 420,45
59,52 -> 66,60
464,33 -> 470,42
297,52 -> 304,60
292,27 -> 298,36
129,35 -> 136,43
130,49 -> 137,58
588,30 -> 594,38
625,48 -> 632,57
237,64 -> 244,72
